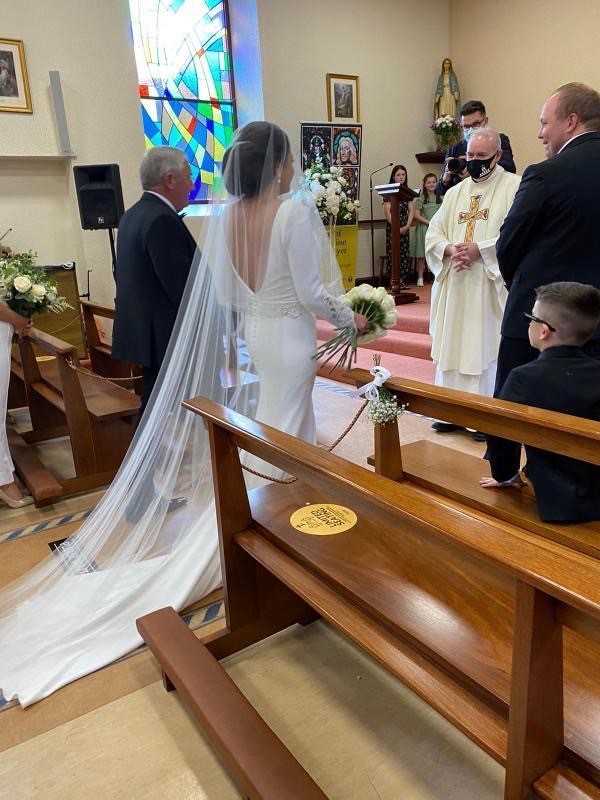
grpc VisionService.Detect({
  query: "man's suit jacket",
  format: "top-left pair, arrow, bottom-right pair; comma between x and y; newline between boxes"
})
112,192 -> 197,368
486,346 -> 600,522
436,132 -> 516,195
496,131 -> 600,340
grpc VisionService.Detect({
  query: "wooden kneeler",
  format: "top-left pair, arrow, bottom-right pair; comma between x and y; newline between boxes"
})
136,607 -> 327,800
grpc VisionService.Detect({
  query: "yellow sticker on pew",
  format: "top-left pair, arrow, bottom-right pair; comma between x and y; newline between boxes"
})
289,504 -> 357,535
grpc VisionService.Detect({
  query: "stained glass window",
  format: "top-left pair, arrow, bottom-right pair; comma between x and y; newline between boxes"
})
129,0 -> 236,202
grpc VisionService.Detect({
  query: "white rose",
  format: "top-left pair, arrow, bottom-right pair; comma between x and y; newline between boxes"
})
357,283 -> 373,300
375,286 -> 389,302
31,284 -> 47,300
14,275 -> 32,293
385,310 -> 398,327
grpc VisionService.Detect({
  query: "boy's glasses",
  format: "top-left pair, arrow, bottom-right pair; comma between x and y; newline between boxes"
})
523,312 -> 556,332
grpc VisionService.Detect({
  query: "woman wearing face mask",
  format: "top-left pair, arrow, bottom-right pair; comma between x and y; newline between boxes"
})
383,164 -> 414,288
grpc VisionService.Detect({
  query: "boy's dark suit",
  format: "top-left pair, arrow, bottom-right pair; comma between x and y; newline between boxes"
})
494,132 -> 600,390
486,345 -> 600,522
112,192 -> 197,414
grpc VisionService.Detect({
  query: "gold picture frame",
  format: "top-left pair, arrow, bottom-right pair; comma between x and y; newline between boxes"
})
326,73 -> 359,124
0,38 -> 32,113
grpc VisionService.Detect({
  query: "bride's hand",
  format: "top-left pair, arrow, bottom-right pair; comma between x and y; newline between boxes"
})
354,312 -> 369,334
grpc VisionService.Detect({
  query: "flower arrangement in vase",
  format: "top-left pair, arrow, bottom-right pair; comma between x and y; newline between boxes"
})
429,115 -> 462,151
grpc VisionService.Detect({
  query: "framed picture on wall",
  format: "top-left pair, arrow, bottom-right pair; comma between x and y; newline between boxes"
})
0,38 -> 32,113
326,74 -> 359,124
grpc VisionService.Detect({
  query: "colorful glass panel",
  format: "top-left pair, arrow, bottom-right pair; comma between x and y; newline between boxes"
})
129,0 -> 235,202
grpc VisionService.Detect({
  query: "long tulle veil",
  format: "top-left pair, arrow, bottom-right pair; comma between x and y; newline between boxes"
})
0,122 -> 344,707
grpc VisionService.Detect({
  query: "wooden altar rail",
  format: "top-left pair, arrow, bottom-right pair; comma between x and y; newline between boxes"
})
9,327 -> 140,504
348,368 -> 600,561
138,397 -> 600,800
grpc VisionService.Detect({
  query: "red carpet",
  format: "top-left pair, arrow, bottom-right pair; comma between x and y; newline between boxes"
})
317,284 -> 435,385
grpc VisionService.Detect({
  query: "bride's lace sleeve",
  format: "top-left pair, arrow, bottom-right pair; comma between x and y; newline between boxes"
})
286,204 -> 354,328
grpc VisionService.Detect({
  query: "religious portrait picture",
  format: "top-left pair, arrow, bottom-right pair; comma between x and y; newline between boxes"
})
332,126 -> 361,166
0,38 -> 31,113
301,124 -> 332,170
326,73 -> 360,124
340,166 -> 360,202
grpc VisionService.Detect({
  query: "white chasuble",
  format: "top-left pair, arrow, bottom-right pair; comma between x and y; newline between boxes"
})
425,166 -> 521,390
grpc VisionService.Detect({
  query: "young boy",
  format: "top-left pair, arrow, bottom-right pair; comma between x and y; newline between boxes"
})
480,281 -> 600,522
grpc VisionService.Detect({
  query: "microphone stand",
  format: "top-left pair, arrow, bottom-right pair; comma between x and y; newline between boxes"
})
369,163 -> 393,285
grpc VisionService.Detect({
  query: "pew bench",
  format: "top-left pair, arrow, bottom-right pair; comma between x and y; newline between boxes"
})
9,327 -> 140,504
137,607 -> 327,800
349,368 -> 600,561
138,397 -> 600,800
80,299 -> 142,392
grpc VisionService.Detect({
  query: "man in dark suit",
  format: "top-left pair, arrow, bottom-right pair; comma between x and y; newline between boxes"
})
494,82 -> 600,393
436,100 -> 516,195
112,146 -> 196,418
481,282 -> 600,522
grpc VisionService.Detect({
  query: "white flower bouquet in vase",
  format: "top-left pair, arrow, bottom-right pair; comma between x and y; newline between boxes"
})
0,251 -> 71,318
315,284 -> 398,372
304,158 -> 360,225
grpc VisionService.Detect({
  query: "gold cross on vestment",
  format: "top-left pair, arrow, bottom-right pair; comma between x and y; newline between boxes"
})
458,195 -> 489,243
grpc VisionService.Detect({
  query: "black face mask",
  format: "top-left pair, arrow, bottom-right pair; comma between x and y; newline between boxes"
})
466,154 -> 496,180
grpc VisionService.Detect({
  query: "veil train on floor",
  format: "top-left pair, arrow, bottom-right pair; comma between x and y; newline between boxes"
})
0,122 -> 346,707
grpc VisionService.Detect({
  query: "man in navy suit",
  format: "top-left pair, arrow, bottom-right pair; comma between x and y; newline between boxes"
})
436,100 -> 516,195
494,82 -> 600,393
112,146 -> 196,418
481,282 -> 600,522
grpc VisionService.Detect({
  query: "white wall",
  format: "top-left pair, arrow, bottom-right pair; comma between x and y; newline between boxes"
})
450,0 -> 600,173
256,0 -> 451,277
0,0 -> 145,305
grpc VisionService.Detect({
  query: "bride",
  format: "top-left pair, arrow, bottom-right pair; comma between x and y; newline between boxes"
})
0,121 -> 367,707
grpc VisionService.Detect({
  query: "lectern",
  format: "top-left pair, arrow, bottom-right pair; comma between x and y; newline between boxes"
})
375,182 -> 419,304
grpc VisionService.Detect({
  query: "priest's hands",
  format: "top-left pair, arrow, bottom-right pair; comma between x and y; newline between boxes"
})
479,473 -> 527,490
445,242 -> 480,271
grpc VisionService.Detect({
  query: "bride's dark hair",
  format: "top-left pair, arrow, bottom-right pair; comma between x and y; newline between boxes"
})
222,121 -> 290,198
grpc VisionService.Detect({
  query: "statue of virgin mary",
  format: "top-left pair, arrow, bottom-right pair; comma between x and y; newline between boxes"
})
434,58 -> 460,119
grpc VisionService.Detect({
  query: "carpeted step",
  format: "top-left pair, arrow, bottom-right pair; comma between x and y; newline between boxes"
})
317,347 -> 435,386
316,324 -> 431,361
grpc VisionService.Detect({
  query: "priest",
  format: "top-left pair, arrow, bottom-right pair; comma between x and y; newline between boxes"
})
425,129 -> 521,435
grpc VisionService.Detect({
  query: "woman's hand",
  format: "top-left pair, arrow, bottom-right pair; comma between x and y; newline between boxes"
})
353,312 -> 369,334
13,314 -> 32,338
399,225 -> 409,235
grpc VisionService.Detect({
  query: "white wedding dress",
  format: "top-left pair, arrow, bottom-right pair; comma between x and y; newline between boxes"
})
0,195 -> 351,707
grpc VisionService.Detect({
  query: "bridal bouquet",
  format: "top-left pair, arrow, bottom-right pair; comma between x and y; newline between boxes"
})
0,251 -> 71,317
304,158 -> 360,224
315,284 -> 398,372
430,115 -> 462,149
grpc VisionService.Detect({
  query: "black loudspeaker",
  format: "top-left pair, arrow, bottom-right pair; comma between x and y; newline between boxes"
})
73,164 -> 125,230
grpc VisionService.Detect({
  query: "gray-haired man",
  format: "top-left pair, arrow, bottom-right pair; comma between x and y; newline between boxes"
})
113,146 -> 196,419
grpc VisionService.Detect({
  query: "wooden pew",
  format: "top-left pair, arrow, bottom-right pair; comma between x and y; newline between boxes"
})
349,368 -> 600,561
138,397 -> 600,800
80,300 -> 142,392
137,607 -> 327,800
9,327 -> 140,504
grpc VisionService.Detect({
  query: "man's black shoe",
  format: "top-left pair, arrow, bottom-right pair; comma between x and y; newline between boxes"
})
431,421 -> 460,433
472,431 -> 487,442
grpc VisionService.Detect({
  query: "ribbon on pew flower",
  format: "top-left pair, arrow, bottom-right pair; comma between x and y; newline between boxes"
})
350,365 -> 391,402
351,362 -> 406,426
